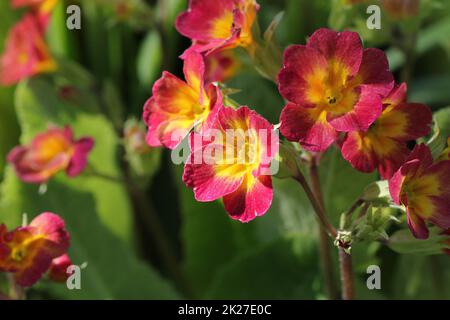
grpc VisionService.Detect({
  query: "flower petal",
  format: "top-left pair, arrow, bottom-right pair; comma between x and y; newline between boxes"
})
280,103 -> 338,152
223,174 -> 272,222
278,45 -> 328,107
328,87 -> 382,132
357,48 -> 394,97
307,28 -> 363,76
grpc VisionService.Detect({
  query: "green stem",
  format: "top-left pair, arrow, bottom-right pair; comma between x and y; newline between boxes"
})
293,171 -> 337,239
85,165 -> 125,184
7,275 -> 25,300
309,160 -> 339,300
122,159 -> 193,298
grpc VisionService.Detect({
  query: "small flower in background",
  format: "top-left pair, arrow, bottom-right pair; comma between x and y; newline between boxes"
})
381,0 -> 420,19
0,212 -> 70,287
205,49 -> 241,83
7,126 -> 94,184
0,13 -> 56,85
389,144 -> 450,239
48,253 -> 72,282
11,0 -> 58,14
124,119 -> 152,155
278,28 -> 394,152
341,83 -> 432,179
183,106 -> 278,222
176,0 -> 259,55
143,50 -> 222,150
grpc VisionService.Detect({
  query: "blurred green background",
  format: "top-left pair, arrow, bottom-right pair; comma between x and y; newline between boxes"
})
0,0 -> 449,299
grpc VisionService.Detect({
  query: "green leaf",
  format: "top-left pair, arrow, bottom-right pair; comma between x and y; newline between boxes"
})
226,72 -> 284,124
321,148 -> 378,225
0,168 -> 180,299
387,228 -> 448,255
428,106 -> 450,159
362,180 -> 393,206
206,234 -> 321,299
387,16 -> 450,70
137,31 -> 163,90
410,76 -> 450,107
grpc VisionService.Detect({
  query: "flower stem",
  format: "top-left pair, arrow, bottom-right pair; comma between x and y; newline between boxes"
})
294,171 -> 337,239
85,164 -> 125,184
309,160 -> 339,300
338,248 -> 355,300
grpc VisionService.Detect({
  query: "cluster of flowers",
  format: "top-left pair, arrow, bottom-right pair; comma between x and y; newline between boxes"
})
142,0 -> 450,240
1,126 -> 93,292
0,2 -> 93,290
0,0 -> 59,85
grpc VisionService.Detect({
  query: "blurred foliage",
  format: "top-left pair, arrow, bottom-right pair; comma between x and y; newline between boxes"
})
0,0 -> 449,300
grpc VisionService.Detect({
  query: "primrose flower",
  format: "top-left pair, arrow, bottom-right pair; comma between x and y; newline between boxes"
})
48,253 -> 72,282
176,0 -> 259,55
7,126 -> 94,184
0,14 -> 56,85
278,28 -> 394,152
389,144 -> 450,239
0,213 -> 70,287
205,49 -> 241,83
183,106 -> 278,222
143,50 -> 222,150
342,83 -> 432,179
11,0 -> 58,13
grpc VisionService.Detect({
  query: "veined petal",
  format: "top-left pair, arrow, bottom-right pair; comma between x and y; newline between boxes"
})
183,49 -> 206,96
280,103 -> 338,152
307,28 -> 363,76
183,147 -> 245,201
357,48 -> 394,97
378,102 -> 432,141
152,71 -> 200,114
223,174 -> 272,222
176,0 -> 235,43
383,82 -> 407,106
341,132 -> 377,174
278,45 -> 328,107
406,210 -> 429,240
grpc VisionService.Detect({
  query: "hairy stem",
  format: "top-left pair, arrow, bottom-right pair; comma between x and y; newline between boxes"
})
309,161 -> 339,300
338,248 -> 355,300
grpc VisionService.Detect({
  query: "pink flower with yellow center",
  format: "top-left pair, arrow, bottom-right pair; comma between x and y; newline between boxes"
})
183,106 -> 278,222
48,253 -> 72,282
0,213 -> 70,287
341,83 -> 432,179
389,144 -> 450,239
11,0 -> 58,14
143,50 -> 222,150
7,126 -> 94,184
278,28 -> 394,152
0,13 -> 56,85
176,0 -> 259,55
205,49 -> 241,83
